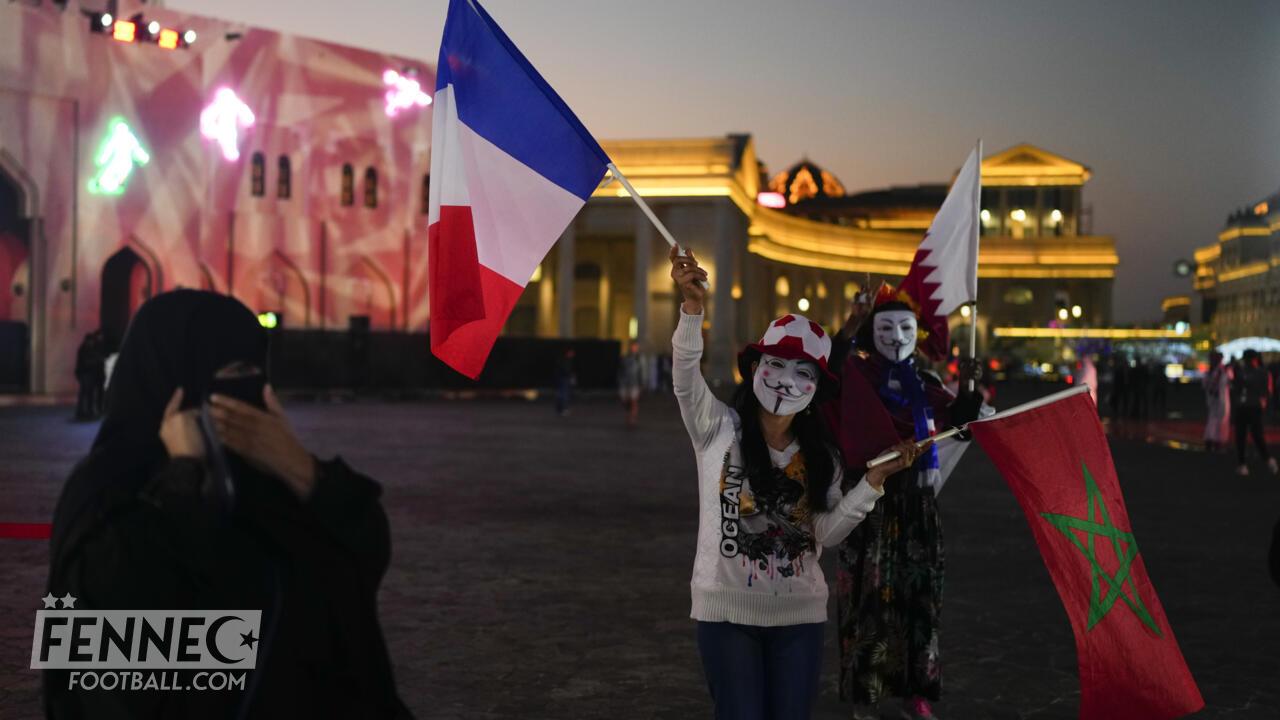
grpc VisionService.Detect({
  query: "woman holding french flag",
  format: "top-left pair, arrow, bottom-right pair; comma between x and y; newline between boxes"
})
669,246 -> 923,720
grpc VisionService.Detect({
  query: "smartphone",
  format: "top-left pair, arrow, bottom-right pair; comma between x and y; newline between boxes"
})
198,403 -> 236,512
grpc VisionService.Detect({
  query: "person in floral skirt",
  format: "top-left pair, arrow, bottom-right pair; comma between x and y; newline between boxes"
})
823,284 -> 985,720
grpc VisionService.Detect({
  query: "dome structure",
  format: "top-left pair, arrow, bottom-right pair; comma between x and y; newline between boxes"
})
767,158 -> 846,205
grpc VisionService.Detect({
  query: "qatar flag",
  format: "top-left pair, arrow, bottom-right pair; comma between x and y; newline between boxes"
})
429,0 -> 610,378
898,143 -> 981,360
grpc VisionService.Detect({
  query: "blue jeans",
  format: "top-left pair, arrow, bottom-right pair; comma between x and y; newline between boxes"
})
696,621 -> 825,720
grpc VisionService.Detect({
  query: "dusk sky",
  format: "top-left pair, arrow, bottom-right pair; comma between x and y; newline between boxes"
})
168,0 -> 1280,323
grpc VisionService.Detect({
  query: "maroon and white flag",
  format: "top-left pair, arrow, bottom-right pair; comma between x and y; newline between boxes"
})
899,143 -> 981,360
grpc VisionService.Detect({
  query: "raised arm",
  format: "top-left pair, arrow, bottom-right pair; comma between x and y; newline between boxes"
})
669,246 -> 726,450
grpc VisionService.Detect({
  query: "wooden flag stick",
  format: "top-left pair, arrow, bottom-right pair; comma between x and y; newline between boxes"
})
607,162 -> 709,289
865,384 -> 1090,469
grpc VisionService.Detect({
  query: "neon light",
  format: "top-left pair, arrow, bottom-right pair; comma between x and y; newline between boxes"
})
158,29 -> 179,49
87,117 -> 150,196
382,69 -> 432,117
113,20 -> 136,43
757,191 -> 786,209
200,88 -> 255,162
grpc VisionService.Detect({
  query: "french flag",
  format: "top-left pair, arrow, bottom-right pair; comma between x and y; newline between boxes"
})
429,0 -> 611,379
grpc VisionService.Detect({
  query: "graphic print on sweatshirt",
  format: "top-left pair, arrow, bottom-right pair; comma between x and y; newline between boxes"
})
718,448 -> 815,583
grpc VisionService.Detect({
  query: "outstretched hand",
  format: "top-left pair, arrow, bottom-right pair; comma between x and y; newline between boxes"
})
669,245 -> 708,314
865,438 -> 932,490
209,385 -> 316,500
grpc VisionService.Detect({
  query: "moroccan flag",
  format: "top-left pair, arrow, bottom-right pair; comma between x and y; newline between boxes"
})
430,0 -> 611,378
898,143 -> 981,360
967,386 -> 1203,719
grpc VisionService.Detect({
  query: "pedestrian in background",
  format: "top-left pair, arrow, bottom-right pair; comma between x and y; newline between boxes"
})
72,330 -> 105,421
618,340 -> 644,427
554,347 -> 575,416
1232,349 -> 1277,476
1203,351 -> 1231,453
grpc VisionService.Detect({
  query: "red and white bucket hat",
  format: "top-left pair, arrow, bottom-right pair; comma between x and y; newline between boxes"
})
737,314 -> 839,395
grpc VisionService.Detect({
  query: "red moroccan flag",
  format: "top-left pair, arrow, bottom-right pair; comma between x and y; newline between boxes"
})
967,386 -> 1203,719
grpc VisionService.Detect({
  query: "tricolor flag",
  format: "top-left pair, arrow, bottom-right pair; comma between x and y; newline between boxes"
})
899,143 -> 981,360
430,0 -> 610,378
967,386 -> 1203,719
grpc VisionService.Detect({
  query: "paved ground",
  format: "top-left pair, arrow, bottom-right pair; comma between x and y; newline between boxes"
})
2,386 -> 1279,719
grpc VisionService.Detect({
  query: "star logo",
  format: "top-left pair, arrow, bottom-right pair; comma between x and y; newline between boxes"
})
41,593 -> 58,609
239,630 -> 258,650
1041,463 -> 1162,636
59,593 -> 77,609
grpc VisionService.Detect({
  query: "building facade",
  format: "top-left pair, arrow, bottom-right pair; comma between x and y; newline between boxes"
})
1,0 -> 434,393
2,1 -> 1121,394
533,140 -> 1118,384
1193,193 -> 1280,344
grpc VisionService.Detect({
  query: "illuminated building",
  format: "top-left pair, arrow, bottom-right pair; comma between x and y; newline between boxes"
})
0,0 -> 432,392
530,139 -> 1117,382
0,1 -> 1119,393
1191,193 -> 1280,344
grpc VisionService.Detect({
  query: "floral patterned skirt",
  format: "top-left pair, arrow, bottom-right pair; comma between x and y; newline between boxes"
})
836,482 -> 944,704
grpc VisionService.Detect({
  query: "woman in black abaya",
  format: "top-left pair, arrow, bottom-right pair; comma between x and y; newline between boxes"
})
46,290 -> 410,719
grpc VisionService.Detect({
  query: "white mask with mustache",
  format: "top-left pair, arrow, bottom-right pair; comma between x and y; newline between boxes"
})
872,309 -> 918,362
752,354 -> 819,416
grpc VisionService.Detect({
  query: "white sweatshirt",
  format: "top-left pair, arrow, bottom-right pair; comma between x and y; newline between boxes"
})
674,310 -> 883,627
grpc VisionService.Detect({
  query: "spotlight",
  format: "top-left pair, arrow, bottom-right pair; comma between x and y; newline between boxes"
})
147,20 -> 160,35
184,30 -> 198,44
100,13 -> 113,27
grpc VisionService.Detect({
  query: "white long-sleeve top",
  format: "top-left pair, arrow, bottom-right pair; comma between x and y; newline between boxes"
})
674,310 -> 883,627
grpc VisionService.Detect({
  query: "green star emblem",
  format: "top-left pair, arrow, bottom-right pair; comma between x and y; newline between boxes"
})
1040,463 -> 1162,636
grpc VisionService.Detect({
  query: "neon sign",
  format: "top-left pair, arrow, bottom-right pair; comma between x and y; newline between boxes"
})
382,69 -> 432,118
87,117 -> 150,196
200,88 -> 255,162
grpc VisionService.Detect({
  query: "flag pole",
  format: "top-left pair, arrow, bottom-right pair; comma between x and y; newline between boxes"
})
607,162 -> 709,289
967,139 -> 983,392
866,384 -> 1090,469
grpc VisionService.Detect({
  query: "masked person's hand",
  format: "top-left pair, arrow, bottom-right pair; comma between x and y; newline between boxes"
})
210,385 -> 317,499
159,388 -> 205,459
865,438 -> 932,490
669,244 -> 708,313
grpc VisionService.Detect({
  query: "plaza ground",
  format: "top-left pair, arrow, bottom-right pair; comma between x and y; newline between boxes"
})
1,385 -> 1278,719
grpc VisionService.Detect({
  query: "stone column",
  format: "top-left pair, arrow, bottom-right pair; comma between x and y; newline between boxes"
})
708,201 -> 738,387
557,221 -> 576,338
633,207 -> 653,349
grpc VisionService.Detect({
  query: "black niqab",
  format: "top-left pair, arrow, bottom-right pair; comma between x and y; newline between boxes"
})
51,290 -> 267,565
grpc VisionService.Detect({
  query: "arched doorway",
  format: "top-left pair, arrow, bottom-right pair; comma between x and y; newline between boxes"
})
352,256 -> 397,330
256,252 -> 310,328
0,168 -> 31,391
100,247 -> 153,350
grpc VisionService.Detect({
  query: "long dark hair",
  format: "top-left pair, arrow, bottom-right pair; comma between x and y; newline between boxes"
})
731,381 -> 841,513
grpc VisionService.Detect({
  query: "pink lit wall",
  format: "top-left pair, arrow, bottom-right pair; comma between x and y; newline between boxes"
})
0,0 -> 435,393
